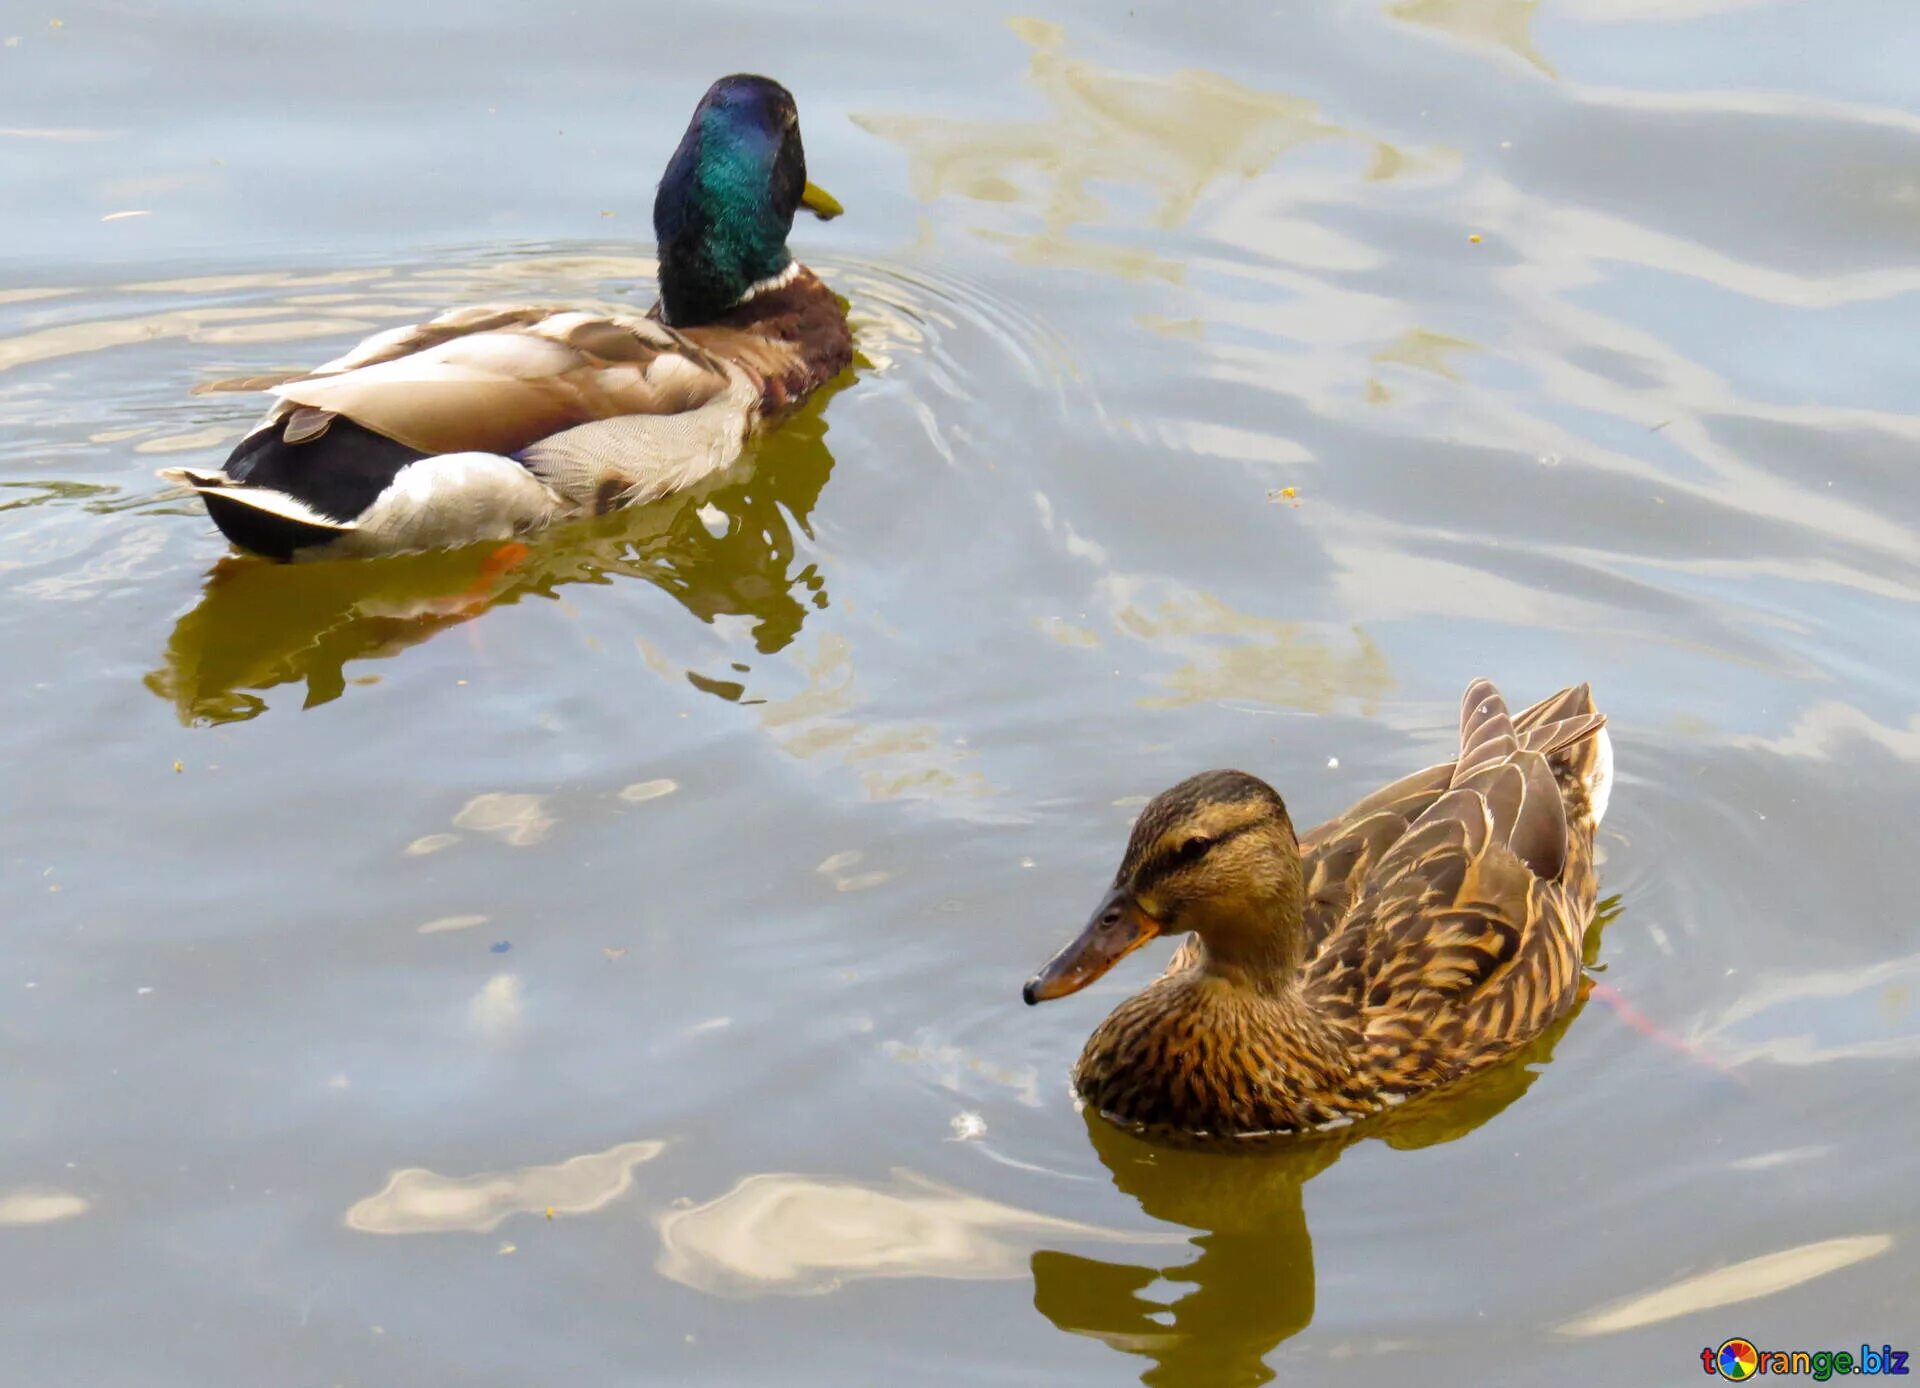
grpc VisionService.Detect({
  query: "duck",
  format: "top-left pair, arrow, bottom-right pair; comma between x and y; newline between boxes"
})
160,74 -> 853,561
1024,678 -> 1614,1139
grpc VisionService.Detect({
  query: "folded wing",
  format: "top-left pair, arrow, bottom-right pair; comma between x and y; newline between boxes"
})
263,307 -> 750,457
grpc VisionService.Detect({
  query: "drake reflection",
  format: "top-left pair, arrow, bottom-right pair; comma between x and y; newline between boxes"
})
1030,988 -> 1594,1386
146,391 -> 840,725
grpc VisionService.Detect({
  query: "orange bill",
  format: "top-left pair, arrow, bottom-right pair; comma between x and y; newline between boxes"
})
1023,886 -> 1162,1004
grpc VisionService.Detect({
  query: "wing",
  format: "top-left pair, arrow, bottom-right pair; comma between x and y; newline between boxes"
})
258,307 -> 772,457
1305,680 -> 1605,1090
1297,802 -> 1435,964
1304,788 -> 1544,1094
1303,679 -> 1606,886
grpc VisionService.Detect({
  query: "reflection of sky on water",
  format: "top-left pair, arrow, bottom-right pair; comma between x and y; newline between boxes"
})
656,1169 -> 1165,1297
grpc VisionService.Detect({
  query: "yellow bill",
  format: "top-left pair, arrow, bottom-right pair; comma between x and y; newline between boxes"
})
800,181 -> 843,221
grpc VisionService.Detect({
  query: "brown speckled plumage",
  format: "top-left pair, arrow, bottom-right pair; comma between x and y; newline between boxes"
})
1038,679 -> 1612,1139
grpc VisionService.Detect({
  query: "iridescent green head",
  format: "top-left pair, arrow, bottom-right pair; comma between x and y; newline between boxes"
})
653,74 -> 841,325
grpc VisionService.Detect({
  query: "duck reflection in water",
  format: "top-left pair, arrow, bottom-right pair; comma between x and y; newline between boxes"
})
1030,984 -> 1597,1386
146,389 -> 843,724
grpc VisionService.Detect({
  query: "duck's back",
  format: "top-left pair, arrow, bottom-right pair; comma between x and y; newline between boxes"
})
261,307 -> 742,458
1299,680 -> 1612,1099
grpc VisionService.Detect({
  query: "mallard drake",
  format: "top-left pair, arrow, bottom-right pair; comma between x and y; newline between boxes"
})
1024,678 -> 1613,1139
160,74 -> 852,560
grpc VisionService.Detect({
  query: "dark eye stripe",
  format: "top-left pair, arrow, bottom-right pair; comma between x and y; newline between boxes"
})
1139,819 -> 1258,886
1169,835 -> 1213,868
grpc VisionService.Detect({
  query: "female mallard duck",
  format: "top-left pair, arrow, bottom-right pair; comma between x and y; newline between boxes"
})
1024,678 -> 1614,1139
160,74 -> 852,560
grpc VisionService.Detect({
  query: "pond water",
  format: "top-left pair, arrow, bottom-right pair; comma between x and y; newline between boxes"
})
4,1 -> 1917,1383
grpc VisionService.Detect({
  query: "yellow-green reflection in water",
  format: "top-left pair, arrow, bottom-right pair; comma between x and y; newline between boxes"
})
1370,327 -> 1483,382
0,480 -> 120,514
144,389 -> 842,724
1385,0 -> 1555,79
854,17 -> 1449,283
1114,591 -> 1393,714
1027,907 -> 1618,1384
1029,492 -> 1401,719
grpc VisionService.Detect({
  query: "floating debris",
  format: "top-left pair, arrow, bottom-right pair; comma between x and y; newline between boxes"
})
618,778 -> 678,804
417,914 -> 487,935
0,1188 -> 88,1226
453,792 -> 553,847
816,850 -> 892,893
345,1139 -> 664,1233
655,1170 -> 1157,1296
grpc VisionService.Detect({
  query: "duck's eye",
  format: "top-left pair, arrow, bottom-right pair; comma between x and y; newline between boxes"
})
1172,834 -> 1214,866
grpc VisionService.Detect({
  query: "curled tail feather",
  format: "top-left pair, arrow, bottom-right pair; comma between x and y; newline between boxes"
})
157,467 -> 355,559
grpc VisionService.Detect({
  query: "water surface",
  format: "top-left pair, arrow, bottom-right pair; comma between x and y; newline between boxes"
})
4,2 -> 1918,1383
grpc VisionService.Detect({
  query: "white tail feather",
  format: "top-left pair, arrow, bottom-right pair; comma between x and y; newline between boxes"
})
155,468 -> 355,532
1585,726 -> 1613,827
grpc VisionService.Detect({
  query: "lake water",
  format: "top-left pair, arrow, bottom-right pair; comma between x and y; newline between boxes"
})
4,2 -> 1917,1383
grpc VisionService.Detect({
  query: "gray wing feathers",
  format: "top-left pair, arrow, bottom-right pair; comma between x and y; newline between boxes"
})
1447,679 -> 1581,881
